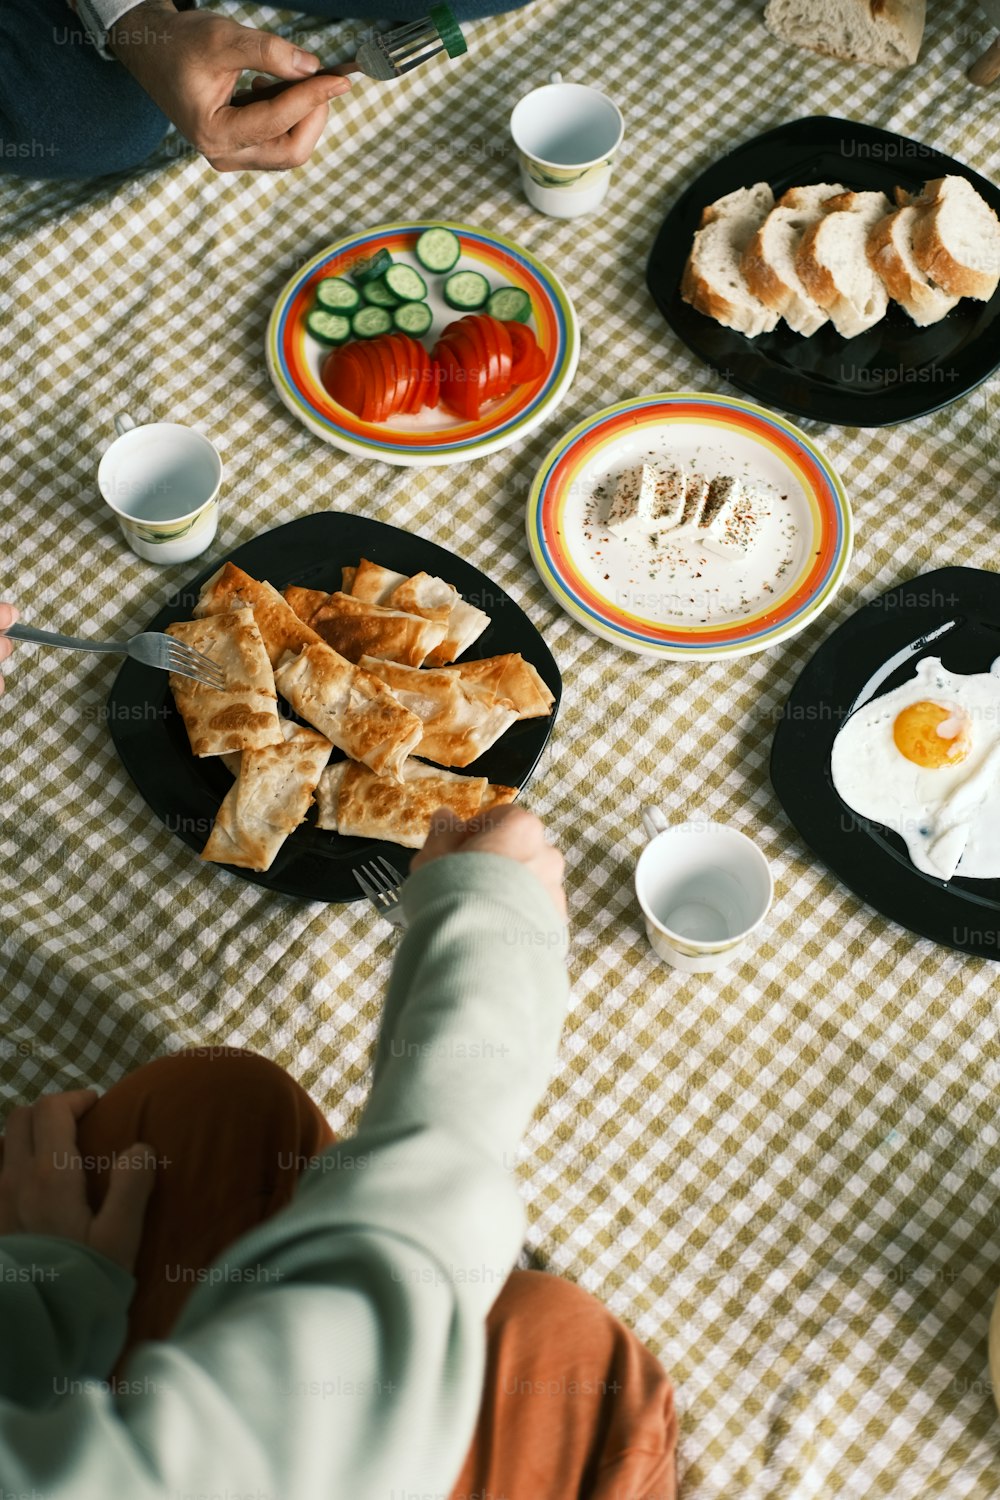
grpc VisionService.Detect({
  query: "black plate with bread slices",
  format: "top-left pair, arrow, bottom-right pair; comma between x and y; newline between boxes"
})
647,116 -> 1000,426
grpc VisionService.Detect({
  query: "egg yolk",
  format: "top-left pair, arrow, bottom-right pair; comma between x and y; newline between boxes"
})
892,700 -> 972,768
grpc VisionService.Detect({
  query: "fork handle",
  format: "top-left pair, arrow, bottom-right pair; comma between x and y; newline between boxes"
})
2,623 -> 125,654
230,62 -> 359,105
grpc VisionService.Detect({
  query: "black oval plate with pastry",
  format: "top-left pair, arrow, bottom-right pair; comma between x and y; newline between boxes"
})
770,567 -> 1000,957
107,514 -> 562,902
647,116 -> 1000,427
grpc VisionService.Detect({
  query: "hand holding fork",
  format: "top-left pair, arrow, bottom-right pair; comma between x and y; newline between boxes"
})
0,612 -> 225,692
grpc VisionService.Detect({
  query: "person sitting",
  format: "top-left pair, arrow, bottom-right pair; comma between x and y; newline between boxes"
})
0,605 -> 678,1500
0,0 -> 530,179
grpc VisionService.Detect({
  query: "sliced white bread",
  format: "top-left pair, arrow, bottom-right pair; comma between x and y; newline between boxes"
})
795,190 -> 892,337
908,176 -> 1000,301
866,204 -> 959,326
681,183 -> 781,337
741,182 -> 847,335
763,0 -> 925,69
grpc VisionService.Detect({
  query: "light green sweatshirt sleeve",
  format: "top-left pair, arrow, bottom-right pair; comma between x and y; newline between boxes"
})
0,853 -> 569,1500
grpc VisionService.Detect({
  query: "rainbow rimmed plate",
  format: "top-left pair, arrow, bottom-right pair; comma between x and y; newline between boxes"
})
266,221 -> 580,467
526,393 -> 853,661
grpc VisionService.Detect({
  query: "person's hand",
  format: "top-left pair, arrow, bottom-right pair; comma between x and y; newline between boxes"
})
109,1 -> 352,172
411,804 -> 567,919
0,1091 -> 156,1274
0,604 -> 19,695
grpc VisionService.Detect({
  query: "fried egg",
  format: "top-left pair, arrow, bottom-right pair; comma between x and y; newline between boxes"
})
830,656 -> 1000,881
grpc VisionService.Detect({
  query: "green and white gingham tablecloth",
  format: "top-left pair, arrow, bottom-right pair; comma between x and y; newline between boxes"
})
2,2 -> 1000,1494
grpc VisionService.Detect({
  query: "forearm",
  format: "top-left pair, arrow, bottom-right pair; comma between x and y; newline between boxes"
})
68,0 -> 177,60
0,1238 -> 133,1407
361,853 -> 569,1161
0,858 -> 568,1496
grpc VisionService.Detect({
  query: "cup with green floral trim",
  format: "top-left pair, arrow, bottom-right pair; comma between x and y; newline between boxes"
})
636,808 -> 774,974
98,414 -> 222,565
509,72 -> 624,219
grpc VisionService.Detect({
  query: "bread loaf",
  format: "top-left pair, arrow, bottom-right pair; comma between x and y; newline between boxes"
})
680,183 -> 780,337
908,176 -> 1000,301
763,0 -> 925,69
865,204 -> 959,326
741,183 -> 846,335
795,190 -> 891,338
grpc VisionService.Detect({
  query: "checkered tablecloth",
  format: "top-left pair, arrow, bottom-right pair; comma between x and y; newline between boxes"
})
2,1 -> 999,1493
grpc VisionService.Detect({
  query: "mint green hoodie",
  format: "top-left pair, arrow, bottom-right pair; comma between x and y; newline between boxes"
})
0,853 -> 569,1500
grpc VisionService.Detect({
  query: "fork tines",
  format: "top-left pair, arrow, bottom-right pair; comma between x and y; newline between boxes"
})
380,19 -> 446,70
393,41 -> 447,75
353,856 -> 405,907
165,643 -> 227,690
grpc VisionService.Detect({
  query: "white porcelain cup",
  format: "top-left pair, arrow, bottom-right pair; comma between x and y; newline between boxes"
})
509,72 -> 624,219
98,414 -> 222,565
636,808 -> 774,974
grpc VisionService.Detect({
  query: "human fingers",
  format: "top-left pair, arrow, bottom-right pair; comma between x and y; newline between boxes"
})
0,601 -> 19,688
90,1143 -> 157,1273
1,1106 -> 34,1173
210,99 -> 335,172
409,808 -> 475,873
458,804 -> 548,858
218,22 -> 325,80
458,806 -> 567,918
29,1090 -> 100,1164
213,74 -> 349,156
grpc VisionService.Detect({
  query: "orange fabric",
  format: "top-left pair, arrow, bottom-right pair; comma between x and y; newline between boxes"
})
75,1048 -> 336,1366
449,1270 -> 678,1500
76,1051 -> 677,1498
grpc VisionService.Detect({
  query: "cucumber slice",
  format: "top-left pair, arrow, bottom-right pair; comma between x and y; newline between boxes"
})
306,309 -> 352,345
351,305 -> 393,338
314,276 -> 360,314
428,3 -> 467,58
415,226 -> 461,273
392,301 -> 433,336
349,247 -> 392,286
362,276 -> 402,308
443,270 -> 490,310
486,286 -> 532,323
383,263 -> 428,302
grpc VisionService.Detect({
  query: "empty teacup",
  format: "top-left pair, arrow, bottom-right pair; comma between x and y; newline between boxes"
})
509,73 -> 624,219
98,414 -> 222,565
636,808 -> 774,973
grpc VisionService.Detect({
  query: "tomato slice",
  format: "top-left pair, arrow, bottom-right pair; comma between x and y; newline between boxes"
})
458,315 -> 500,397
367,338 -> 392,421
425,350 -> 441,411
392,334 -> 420,419
416,346 -> 441,412
436,326 -> 490,419
321,345 -> 367,418
454,329 -> 491,418
406,338 -> 431,415
434,339 -> 485,421
473,314 -> 515,402
389,335 -> 417,416
356,340 -> 387,423
490,316 -> 514,398
507,323 -> 549,386
416,341 -> 438,412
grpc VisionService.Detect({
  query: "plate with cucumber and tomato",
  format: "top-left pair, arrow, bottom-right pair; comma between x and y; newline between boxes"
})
266,222 -> 580,467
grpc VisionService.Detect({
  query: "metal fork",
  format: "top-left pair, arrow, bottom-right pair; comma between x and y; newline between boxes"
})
353,856 -> 407,926
2,623 -> 226,690
356,5 -> 467,80
231,6 -> 466,105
